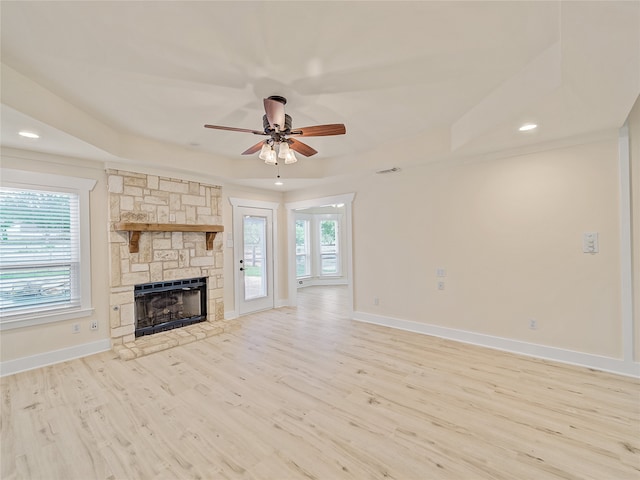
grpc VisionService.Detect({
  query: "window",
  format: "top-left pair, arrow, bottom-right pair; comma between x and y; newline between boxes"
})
287,193 -> 353,292
0,169 -> 95,329
293,212 -> 343,281
319,218 -> 340,275
295,219 -> 310,277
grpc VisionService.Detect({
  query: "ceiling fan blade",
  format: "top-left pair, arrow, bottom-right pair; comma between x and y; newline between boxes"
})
289,138 -> 318,157
263,97 -> 286,130
204,124 -> 265,135
289,124 -> 346,137
241,140 -> 266,155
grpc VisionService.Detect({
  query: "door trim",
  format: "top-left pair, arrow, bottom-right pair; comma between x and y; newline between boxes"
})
229,198 -> 279,316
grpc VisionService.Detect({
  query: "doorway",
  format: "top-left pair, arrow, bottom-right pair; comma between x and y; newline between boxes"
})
285,193 -> 355,314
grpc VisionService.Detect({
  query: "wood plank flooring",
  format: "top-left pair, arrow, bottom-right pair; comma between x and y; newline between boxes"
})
2,286 -> 639,479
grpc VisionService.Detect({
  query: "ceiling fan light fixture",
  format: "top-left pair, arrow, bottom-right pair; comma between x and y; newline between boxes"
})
204,95 -> 345,162
258,142 -> 271,161
264,148 -> 278,165
284,150 -> 297,164
278,141 -> 290,159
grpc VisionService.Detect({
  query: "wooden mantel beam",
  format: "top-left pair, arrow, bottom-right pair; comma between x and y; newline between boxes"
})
114,223 -> 224,253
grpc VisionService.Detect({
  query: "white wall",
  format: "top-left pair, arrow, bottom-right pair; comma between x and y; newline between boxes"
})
0,149 -> 111,368
358,140 -> 621,355
286,136 -> 632,373
628,97 -> 640,362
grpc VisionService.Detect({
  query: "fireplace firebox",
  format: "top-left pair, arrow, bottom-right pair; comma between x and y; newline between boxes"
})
134,277 -> 207,337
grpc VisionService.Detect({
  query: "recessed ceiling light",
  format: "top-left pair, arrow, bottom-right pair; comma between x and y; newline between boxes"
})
18,130 -> 40,139
519,123 -> 538,132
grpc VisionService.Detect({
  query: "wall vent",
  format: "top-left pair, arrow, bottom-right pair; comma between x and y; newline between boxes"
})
376,167 -> 401,174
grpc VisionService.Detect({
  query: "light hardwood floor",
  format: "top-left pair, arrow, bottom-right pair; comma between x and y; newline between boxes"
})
2,286 -> 639,479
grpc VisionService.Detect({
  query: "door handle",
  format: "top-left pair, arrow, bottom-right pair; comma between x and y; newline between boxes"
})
239,267 -> 245,272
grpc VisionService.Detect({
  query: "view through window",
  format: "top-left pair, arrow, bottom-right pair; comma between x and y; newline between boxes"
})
295,208 -> 343,280
295,219 -> 310,277
0,187 -> 80,316
319,219 -> 339,275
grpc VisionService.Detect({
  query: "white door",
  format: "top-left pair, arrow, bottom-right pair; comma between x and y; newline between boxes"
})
237,207 -> 274,315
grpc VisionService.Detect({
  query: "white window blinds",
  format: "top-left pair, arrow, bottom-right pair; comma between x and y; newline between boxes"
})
0,187 -> 81,315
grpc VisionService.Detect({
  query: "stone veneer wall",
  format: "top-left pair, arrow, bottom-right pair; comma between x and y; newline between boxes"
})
107,169 -> 223,346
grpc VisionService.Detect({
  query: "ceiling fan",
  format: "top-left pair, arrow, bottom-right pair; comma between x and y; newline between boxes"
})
204,95 -> 346,165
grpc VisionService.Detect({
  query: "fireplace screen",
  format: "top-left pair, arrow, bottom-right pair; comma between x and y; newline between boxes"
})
134,277 -> 207,337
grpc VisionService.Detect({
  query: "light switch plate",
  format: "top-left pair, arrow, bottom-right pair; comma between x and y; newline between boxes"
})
582,232 -> 599,254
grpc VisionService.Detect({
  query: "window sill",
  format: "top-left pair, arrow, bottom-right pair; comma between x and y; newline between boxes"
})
0,307 -> 95,331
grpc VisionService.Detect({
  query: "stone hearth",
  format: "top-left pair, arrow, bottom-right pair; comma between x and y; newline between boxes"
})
113,319 -> 237,360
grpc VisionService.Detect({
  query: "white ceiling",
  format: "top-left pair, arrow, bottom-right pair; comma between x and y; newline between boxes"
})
1,1 -> 638,191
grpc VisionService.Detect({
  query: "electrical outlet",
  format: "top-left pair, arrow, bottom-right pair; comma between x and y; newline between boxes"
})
374,296 -> 379,306
72,323 -> 80,334
90,321 -> 98,331
437,281 -> 445,290
529,319 -> 537,330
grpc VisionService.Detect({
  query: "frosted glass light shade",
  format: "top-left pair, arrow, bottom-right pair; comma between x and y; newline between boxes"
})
265,149 -> 277,165
278,142 -> 290,159
284,150 -> 297,164
258,143 -> 271,160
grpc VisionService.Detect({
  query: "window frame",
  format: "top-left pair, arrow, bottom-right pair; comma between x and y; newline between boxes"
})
0,169 -> 96,330
317,214 -> 341,277
295,217 -> 311,278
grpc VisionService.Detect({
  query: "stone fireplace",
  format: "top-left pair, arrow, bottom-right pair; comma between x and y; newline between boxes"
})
107,169 -> 224,356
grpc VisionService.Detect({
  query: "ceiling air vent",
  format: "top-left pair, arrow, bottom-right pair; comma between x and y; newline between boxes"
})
376,167 -> 401,174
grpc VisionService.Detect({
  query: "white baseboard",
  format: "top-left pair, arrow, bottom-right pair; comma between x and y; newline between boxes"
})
275,299 -> 289,308
353,311 -> 640,378
297,278 -> 348,288
1,338 -> 112,377
225,300 -> 288,320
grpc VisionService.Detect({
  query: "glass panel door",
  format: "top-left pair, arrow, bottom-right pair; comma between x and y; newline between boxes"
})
243,215 -> 266,300
236,206 -> 273,315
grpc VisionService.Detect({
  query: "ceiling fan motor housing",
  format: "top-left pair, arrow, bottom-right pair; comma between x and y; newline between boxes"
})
263,114 -> 292,134
267,95 -> 287,105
